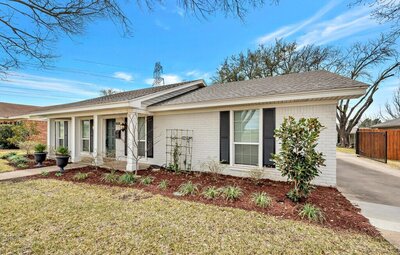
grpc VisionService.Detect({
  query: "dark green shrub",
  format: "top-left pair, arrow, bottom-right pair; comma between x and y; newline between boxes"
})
8,155 -> 28,166
251,192 -> 272,208
272,117 -> 325,202
178,181 -> 199,196
34,143 -> 47,153
0,125 -> 17,149
299,203 -> 325,223
56,146 -> 69,156
202,186 -> 220,199
221,186 -> 243,201
118,173 -> 137,184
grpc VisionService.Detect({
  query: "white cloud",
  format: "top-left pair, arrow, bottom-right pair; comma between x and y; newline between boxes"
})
145,74 -> 182,85
0,72 -> 101,98
176,7 -> 185,17
297,7 -> 377,47
256,0 -> 339,44
113,71 -> 133,82
185,70 -> 211,80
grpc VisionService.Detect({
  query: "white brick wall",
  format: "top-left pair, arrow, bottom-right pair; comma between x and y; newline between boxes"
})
147,102 -> 337,187
149,112 -> 220,171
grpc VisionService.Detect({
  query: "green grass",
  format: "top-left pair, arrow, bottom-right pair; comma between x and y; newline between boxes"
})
336,147 -> 356,154
0,179 -> 397,254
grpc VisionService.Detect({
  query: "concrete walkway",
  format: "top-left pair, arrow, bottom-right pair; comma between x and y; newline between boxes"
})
0,163 -> 84,181
337,152 -> 400,249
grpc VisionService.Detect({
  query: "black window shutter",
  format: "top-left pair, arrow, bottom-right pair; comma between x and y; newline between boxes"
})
90,119 -> 94,153
219,111 -> 230,164
64,121 -> 69,148
124,118 -> 127,156
263,108 -> 275,167
146,116 -> 154,158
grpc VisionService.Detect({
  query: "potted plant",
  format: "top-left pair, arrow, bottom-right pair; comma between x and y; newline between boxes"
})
34,143 -> 47,167
55,146 -> 70,172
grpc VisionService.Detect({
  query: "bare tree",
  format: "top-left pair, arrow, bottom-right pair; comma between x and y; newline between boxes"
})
383,86 -> 400,120
336,34 -> 399,146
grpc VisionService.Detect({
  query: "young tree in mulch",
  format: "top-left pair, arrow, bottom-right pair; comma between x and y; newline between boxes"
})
272,117 -> 325,202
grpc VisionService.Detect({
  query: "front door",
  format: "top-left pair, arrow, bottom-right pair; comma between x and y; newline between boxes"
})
105,119 -> 116,157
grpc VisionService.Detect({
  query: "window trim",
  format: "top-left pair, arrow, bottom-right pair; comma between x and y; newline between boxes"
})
55,120 -> 66,148
80,119 -> 92,153
230,109 -> 263,167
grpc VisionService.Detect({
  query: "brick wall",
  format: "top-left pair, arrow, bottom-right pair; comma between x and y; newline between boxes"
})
25,120 -> 47,144
148,102 -> 337,187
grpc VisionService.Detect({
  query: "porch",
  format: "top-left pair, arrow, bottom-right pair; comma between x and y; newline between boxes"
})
47,111 -> 153,171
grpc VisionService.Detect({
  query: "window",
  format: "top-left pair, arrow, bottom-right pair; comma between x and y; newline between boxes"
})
55,121 -> 66,148
138,117 -> 146,157
81,120 -> 90,152
234,110 -> 259,165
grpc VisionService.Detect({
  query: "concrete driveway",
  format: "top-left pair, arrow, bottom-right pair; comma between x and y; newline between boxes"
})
337,152 -> 400,249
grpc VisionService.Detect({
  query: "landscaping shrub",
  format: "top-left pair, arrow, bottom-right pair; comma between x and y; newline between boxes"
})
178,181 -> 199,196
140,176 -> 154,185
101,170 -> 119,183
201,158 -> 226,176
249,168 -> 264,184
41,171 -> 49,176
251,192 -> 272,208
55,172 -> 63,177
202,186 -> 220,199
0,125 -> 17,149
56,146 -> 70,156
118,173 -> 137,185
7,122 -> 38,148
272,116 -> 325,202
8,155 -> 28,166
18,141 -> 37,155
221,186 -> 243,201
158,180 -> 168,190
34,143 -> 47,153
0,152 -> 17,160
73,172 -> 89,181
299,203 -> 325,223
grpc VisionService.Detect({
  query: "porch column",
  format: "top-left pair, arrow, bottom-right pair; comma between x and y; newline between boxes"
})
46,119 -> 52,156
126,111 -> 138,172
70,116 -> 77,162
93,114 -> 103,165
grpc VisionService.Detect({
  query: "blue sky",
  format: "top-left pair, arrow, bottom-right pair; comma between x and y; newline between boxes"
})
0,0 -> 398,116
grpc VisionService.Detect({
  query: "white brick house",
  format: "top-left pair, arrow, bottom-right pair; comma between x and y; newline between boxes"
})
29,71 -> 368,186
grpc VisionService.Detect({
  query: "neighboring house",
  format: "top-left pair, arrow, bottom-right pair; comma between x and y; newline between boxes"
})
0,102 -> 47,144
371,118 -> 400,129
29,71 -> 368,186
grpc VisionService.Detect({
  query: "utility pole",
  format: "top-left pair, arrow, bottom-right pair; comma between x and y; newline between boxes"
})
153,62 -> 164,86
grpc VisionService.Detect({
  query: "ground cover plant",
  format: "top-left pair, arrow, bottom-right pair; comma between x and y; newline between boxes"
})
34,166 -> 381,236
0,179 -> 397,254
0,149 -> 56,172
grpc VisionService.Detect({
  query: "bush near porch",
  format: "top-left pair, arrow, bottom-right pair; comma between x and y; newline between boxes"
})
0,179 -> 397,254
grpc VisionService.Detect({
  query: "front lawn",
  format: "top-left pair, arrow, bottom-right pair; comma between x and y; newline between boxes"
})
0,150 -> 22,172
336,147 -> 356,154
0,179 -> 397,254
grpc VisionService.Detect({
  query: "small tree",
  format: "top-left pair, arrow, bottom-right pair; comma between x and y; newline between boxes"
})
272,117 -> 325,202
7,122 -> 38,148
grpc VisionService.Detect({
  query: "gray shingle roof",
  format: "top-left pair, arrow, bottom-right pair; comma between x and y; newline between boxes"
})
152,70 -> 369,107
372,118 -> 400,128
0,102 -> 41,118
32,80 -> 202,113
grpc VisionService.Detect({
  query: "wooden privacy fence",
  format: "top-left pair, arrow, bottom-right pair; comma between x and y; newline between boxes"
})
356,128 -> 400,162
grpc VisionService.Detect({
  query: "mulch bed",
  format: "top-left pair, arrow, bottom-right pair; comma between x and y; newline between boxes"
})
32,166 -> 379,237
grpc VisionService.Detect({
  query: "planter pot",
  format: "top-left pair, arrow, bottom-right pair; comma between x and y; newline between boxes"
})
34,152 -> 47,167
56,155 -> 70,172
